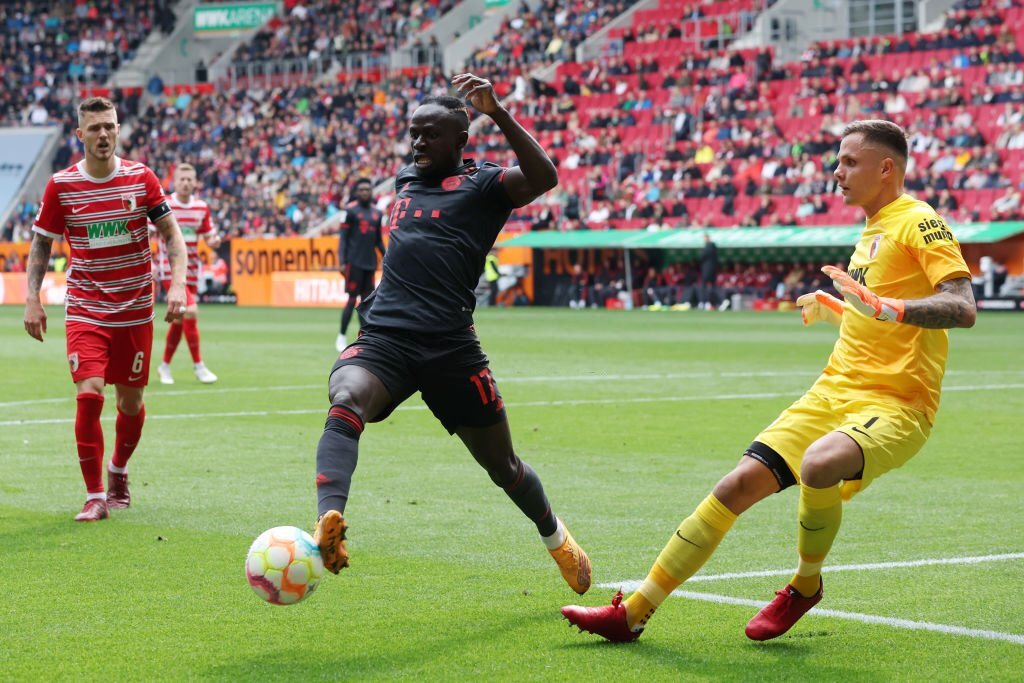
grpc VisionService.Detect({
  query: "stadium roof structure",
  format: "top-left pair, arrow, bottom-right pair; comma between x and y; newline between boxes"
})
501,223 -> 1024,251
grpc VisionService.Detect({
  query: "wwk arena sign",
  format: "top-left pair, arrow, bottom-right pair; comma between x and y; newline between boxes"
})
194,2 -> 279,35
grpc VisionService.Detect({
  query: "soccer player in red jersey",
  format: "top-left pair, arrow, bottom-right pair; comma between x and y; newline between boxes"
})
155,163 -> 222,385
23,97 -> 188,522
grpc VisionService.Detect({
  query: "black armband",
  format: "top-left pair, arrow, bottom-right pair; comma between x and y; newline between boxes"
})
148,201 -> 172,222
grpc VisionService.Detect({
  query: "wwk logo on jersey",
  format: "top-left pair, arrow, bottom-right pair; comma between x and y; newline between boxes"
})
122,193 -> 138,212
86,219 -> 132,247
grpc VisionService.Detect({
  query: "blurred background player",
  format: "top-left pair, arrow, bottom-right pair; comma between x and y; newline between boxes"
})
23,96 -> 187,522
155,163 -> 221,384
313,74 -> 591,595
336,177 -> 385,352
562,119 -> 976,643
698,232 -> 720,311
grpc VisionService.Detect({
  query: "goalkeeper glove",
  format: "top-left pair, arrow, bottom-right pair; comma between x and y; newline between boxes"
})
821,265 -> 905,322
796,290 -> 844,326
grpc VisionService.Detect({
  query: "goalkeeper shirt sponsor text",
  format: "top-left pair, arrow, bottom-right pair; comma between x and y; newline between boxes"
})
817,193 -> 971,423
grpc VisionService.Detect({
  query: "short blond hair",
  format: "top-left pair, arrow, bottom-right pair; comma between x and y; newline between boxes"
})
175,163 -> 196,175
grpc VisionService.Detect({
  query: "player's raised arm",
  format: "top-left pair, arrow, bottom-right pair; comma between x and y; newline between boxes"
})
452,72 -> 557,208
23,233 -> 54,341
153,212 -> 188,322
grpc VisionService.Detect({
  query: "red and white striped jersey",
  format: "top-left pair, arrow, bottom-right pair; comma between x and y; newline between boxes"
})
33,157 -> 170,327
155,194 -> 215,286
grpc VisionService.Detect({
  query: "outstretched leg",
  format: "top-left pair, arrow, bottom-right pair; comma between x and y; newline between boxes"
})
457,419 -> 591,594
629,455 -> 778,626
562,453 -> 780,641
314,365 -> 391,573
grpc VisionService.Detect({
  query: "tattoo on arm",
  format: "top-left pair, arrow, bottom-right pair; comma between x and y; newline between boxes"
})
165,234 -> 184,263
155,214 -> 187,283
901,277 -> 977,329
26,236 -> 54,298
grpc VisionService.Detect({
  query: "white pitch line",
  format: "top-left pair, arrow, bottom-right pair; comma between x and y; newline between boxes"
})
4,383 -> 1024,427
0,368 -> 1020,409
0,392 -> 797,426
598,553 -> 1024,586
598,553 -> 1024,644
0,371 -> 802,409
0,383 -> 325,408
668,590 -> 1024,645
682,552 -> 1024,583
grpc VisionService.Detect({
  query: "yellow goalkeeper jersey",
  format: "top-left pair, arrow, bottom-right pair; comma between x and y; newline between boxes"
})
816,193 -> 971,424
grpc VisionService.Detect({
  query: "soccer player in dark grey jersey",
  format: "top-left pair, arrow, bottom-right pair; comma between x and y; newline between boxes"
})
336,178 -> 384,351
312,74 -> 591,595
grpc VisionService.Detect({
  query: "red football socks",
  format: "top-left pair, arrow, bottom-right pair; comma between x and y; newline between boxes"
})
75,393 -> 105,493
111,404 -> 145,469
183,317 -> 201,363
164,321 -> 183,363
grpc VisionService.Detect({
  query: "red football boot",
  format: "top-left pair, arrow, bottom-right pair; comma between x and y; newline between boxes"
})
74,498 -> 109,522
745,581 -> 823,641
107,471 -> 131,508
561,591 -> 642,643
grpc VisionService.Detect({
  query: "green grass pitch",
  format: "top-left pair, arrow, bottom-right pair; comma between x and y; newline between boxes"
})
1,304 -> 1022,681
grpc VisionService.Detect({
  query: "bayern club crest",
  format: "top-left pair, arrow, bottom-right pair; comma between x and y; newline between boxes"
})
441,175 -> 464,191
869,234 -> 883,259
122,193 -> 138,212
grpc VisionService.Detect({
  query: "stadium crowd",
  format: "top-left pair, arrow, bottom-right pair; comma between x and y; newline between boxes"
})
118,69 -> 455,239
224,0 -> 457,69
5,0 -> 1024,244
0,0 -> 176,127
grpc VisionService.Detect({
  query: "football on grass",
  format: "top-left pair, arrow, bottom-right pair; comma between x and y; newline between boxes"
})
245,526 -> 324,605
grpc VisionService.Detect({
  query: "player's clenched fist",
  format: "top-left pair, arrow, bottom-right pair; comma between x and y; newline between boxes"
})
452,73 -> 501,116
822,265 -> 904,322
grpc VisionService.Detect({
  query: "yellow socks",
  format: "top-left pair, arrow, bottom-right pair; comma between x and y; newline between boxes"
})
791,482 -> 842,597
624,494 -> 737,630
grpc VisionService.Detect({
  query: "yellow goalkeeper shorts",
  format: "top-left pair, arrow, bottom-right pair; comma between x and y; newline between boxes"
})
754,388 -> 931,499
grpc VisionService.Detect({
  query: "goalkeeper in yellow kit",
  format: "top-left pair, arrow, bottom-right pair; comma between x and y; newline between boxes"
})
563,119 -> 977,642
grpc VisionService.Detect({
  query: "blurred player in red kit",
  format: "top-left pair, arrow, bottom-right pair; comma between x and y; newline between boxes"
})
154,162 -> 222,385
